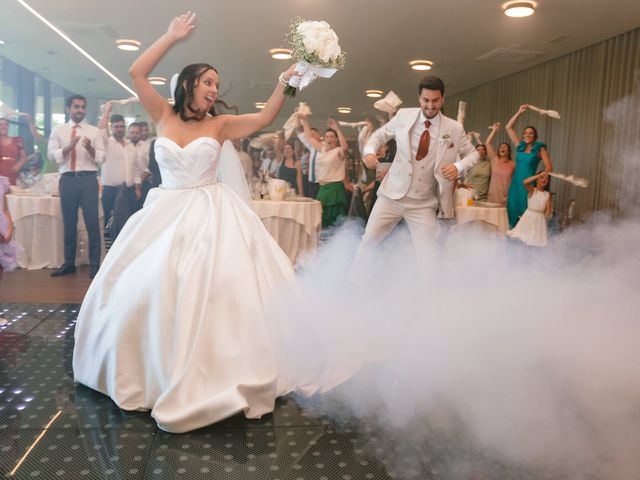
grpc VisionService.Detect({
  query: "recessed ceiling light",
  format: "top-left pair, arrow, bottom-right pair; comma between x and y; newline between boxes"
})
255,102 -> 266,109
116,39 -> 141,51
410,60 -> 433,71
148,76 -> 167,85
503,1 -> 536,17
270,48 -> 292,60
337,107 -> 352,114
0,40 -> 6,45
365,90 -> 384,98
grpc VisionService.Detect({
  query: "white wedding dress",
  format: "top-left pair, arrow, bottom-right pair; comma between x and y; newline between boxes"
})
73,137 -> 316,433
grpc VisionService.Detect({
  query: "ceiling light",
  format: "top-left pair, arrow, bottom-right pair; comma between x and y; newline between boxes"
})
116,39 -> 141,51
410,60 -> 433,71
337,107 -> 352,114
148,77 -> 167,85
365,90 -> 383,98
270,48 -> 292,60
0,40 -> 6,45
503,1 -> 536,17
255,102 -> 266,109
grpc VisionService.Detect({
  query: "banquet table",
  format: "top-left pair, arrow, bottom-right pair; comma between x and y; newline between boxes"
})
455,205 -> 509,235
252,197 -> 322,265
6,194 -> 104,269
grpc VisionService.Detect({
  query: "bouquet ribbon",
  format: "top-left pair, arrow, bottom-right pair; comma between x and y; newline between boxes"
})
288,61 -> 337,91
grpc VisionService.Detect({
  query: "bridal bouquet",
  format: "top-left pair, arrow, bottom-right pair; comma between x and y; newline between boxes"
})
283,18 -> 346,97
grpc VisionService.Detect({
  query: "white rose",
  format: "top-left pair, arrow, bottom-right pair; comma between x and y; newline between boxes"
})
297,21 -> 342,60
297,21 -> 325,38
320,43 -> 340,62
302,36 -> 321,54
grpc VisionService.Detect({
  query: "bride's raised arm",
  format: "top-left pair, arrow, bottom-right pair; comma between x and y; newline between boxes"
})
218,64 -> 299,142
129,12 -> 196,125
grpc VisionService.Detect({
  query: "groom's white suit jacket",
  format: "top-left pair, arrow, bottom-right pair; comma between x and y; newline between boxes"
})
365,108 -> 479,218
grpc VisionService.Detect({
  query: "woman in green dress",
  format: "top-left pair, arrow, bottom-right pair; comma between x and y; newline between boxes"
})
300,116 -> 353,228
506,104 -> 552,228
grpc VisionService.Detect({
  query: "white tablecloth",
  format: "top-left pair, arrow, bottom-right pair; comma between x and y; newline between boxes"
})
252,198 -> 322,265
6,194 -> 104,269
456,205 -> 509,235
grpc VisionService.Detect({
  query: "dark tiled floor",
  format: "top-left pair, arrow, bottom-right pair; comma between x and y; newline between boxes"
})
1,303 -> 571,479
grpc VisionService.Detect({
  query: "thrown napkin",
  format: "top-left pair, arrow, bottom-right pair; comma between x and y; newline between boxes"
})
528,105 -> 561,119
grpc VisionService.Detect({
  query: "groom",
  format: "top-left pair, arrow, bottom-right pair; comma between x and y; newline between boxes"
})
353,76 -> 479,272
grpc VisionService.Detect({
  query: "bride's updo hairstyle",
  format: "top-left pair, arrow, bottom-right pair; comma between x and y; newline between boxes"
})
173,63 -> 219,121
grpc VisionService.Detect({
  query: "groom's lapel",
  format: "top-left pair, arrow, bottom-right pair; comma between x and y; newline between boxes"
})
400,110 -> 420,160
434,116 -> 449,169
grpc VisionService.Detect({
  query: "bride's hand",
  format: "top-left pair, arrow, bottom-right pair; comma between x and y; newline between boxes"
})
168,11 -> 196,41
281,64 -> 301,83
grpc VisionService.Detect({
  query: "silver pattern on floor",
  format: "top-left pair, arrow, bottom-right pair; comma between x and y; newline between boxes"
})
1,303 -> 572,479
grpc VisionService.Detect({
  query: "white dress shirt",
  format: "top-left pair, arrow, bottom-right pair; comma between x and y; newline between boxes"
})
100,132 -> 141,187
297,132 -> 318,182
48,121 -> 105,173
132,139 -> 151,175
260,156 -> 280,176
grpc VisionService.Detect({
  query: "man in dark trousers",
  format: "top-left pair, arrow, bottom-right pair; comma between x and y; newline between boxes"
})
47,95 -> 105,279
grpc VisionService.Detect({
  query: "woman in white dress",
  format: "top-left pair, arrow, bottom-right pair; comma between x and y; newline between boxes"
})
72,12 -> 310,433
507,171 -> 552,247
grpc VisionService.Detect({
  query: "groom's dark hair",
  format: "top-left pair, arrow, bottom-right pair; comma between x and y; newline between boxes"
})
418,76 -> 445,96
173,63 -> 219,122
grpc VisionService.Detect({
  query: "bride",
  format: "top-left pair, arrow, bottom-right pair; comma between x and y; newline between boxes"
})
73,12 -> 310,433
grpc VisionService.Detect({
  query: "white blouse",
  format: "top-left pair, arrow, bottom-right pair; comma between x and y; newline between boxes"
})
316,147 -> 345,184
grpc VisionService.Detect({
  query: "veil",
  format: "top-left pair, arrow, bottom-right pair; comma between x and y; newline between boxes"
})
170,73 -> 253,208
217,140 -> 253,207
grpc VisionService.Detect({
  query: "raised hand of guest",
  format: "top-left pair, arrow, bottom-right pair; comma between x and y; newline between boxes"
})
327,118 -> 340,131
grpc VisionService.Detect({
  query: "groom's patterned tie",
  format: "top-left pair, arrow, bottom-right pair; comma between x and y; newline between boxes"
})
415,120 -> 431,161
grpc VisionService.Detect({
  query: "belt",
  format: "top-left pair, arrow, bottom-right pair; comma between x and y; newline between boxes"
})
62,171 -> 97,177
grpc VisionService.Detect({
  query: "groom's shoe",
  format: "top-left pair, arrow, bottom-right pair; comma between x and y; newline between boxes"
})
51,264 -> 76,277
89,265 -> 99,280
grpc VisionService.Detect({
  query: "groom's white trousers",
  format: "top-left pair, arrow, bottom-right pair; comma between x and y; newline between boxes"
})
351,194 -> 437,277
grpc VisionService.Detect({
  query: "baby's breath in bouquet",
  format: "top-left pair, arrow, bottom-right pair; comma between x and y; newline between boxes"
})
283,18 -> 346,97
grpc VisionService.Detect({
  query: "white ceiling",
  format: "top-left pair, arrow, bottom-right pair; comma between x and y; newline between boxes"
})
1,0 -> 640,128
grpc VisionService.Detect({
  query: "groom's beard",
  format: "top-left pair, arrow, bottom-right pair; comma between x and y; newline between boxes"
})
422,107 -> 440,119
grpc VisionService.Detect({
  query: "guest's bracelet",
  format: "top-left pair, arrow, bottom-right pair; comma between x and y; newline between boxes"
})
278,73 -> 289,88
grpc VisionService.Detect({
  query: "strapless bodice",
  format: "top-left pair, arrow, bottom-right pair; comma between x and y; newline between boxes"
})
154,137 -> 221,189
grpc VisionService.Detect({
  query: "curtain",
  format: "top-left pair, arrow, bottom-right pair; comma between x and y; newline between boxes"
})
448,28 -> 640,220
